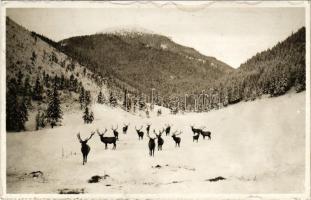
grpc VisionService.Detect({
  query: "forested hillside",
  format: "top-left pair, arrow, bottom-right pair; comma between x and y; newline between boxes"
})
179,27 -> 306,112
6,17 -> 104,131
58,31 -> 233,99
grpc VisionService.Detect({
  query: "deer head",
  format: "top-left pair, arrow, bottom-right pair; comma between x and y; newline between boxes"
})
111,125 -> 118,131
135,125 -> 143,131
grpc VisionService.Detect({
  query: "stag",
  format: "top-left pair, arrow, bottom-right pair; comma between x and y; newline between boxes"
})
147,132 -> 156,157
135,126 -> 144,140
200,130 -> 211,140
77,132 -> 95,165
165,124 -> 172,136
154,129 -> 164,151
111,125 -> 119,140
190,125 -> 202,135
122,123 -> 130,134
96,129 -> 117,150
171,131 -> 182,147
193,132 -> 200,142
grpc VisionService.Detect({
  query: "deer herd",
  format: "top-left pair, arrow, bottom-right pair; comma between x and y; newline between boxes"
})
77,123 -> 212,165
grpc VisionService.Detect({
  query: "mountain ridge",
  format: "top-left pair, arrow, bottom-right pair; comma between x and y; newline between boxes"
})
58,31 -> 234,98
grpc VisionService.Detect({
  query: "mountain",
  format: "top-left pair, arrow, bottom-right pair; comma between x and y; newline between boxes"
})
58,31 -> 234,98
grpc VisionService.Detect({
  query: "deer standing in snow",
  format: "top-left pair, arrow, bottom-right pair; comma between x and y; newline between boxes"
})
154,129 -> 164,151
96,128 -> 117,150
122,123 -> 130,134
190,125 -> 202,135
171,131 -> 182,147
147,132 -> 156,157
165,124 -> 172,136
77,132 -> 95,165
135,126 -> 144,140
146,123 -> 151,134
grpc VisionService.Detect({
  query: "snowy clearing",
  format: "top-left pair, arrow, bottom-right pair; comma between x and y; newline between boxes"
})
7,92 -> 305,194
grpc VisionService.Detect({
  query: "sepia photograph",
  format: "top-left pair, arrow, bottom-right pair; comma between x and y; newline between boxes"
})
1,1 -> 310,198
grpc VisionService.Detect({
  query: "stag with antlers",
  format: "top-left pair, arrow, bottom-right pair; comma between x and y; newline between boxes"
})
122,123 -> 130,134
147,132 -> 156,157
154,129 -> 164,151
77,132 -> 95,165
111,125 -> 119,140
96,128 -> 117,150
190,125 -> 202,135
171,130 -> 182,147
135,126 -> 144,140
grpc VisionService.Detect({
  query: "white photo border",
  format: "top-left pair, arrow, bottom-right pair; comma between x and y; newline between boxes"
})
0,1 -> 310,199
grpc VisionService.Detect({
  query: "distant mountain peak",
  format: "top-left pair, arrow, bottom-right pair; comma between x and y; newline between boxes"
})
100,26 -> 156,36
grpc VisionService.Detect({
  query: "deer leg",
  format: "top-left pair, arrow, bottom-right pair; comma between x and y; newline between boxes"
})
105,143 -> 108,149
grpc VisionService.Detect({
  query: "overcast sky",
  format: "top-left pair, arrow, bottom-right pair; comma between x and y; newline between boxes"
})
7,6 -> 305,68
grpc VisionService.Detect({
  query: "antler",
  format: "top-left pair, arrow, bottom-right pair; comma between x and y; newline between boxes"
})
171,130 -> 178,135
87,132 -> 95,141
96,128 -> 107,136
77,133 -> 82,142
176,131 -> 182,136
153,130 -> 159,136
148,131 -> 156,139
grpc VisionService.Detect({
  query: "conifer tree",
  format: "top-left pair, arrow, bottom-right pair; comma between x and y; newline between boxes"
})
84,90 -> 91,107
32,76 -> 43,101
109,91 -> 117,107
35,110 -> 46,130
18,96 -> 29,131
6,78 -> 28,132
97,90 -> 105,104
23,76 -> 32,106
82,107 -> 94,124
46,84 -> 62,128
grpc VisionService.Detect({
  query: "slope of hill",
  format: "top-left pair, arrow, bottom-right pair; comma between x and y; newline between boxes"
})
58,31 -> 234,98
6,17 -> 103,97
7,18 -> 97,89
184,26 -> 306,112
7,91 -> 305,194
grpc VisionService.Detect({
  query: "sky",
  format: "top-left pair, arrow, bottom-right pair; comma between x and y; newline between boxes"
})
6,5 -> 305,68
